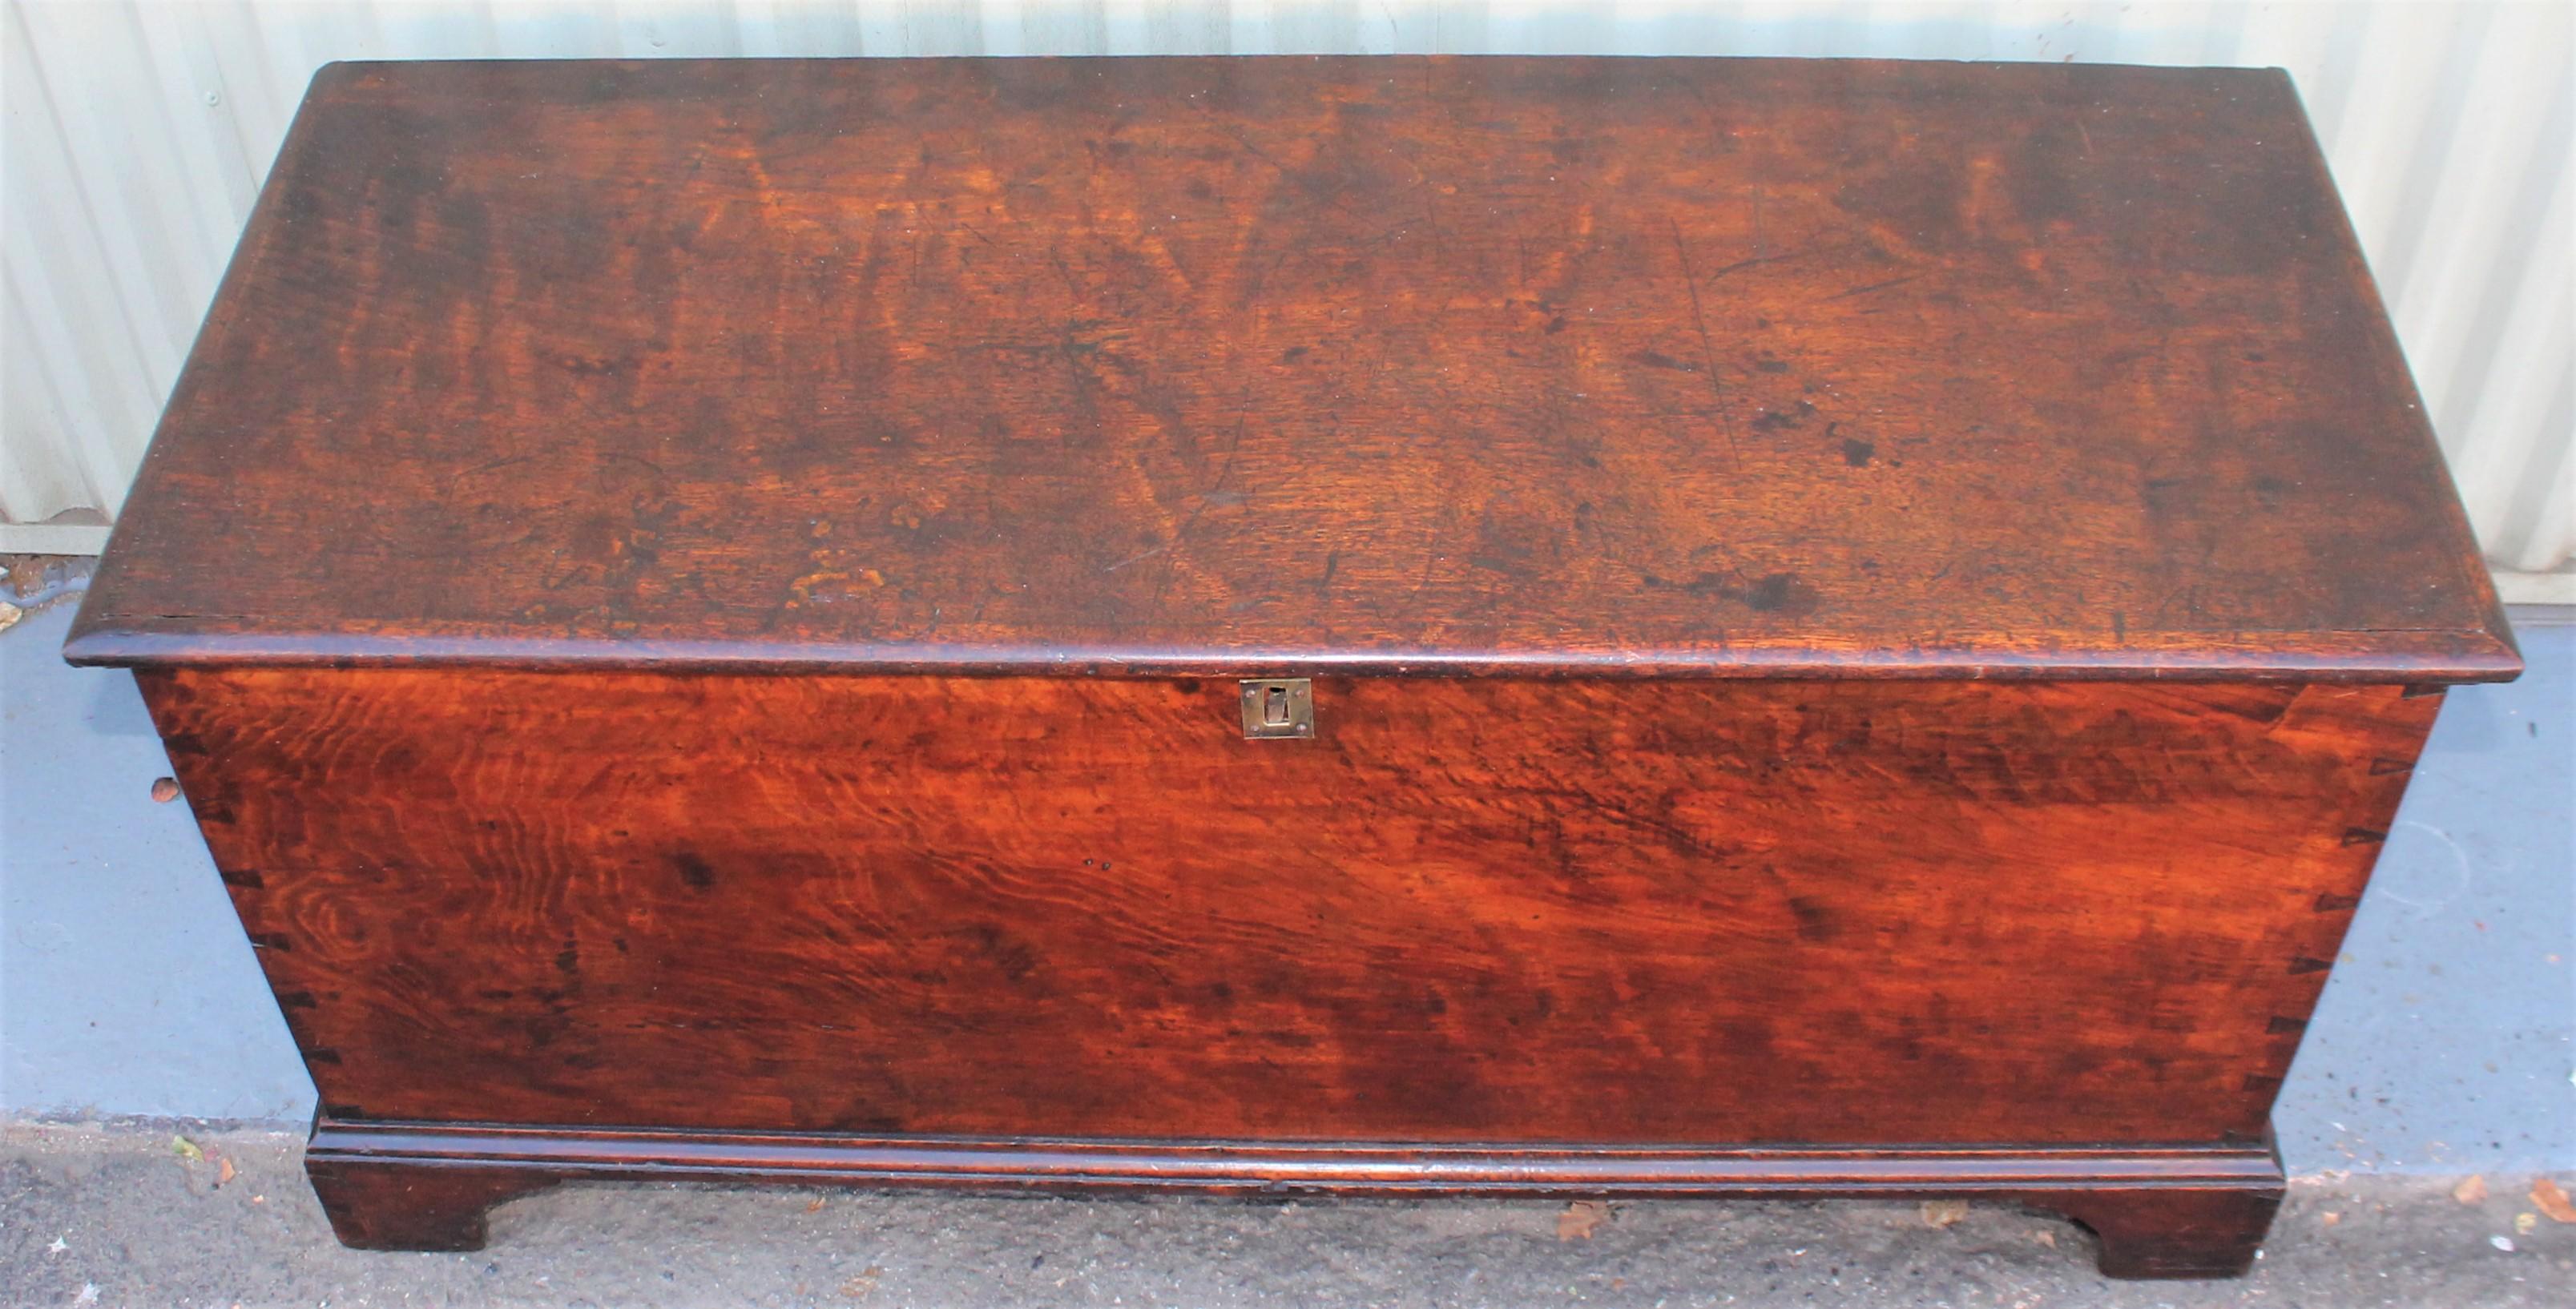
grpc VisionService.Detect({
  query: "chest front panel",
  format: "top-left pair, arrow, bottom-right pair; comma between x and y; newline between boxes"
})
144,667 -> 2433,1145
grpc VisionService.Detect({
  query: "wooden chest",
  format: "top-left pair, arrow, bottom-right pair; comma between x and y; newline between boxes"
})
67,55 -> 2518,1278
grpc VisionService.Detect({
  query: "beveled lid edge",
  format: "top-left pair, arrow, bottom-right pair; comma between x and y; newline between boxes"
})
65,614 -> 2526,684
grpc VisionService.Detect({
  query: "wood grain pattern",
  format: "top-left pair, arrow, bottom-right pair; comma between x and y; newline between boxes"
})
69,56 -> 2514,682
304,1157 -> 560,1253
76,56 -> 2508,1274
143,667 -> 2435,1146
304,1120 -> 2284,1276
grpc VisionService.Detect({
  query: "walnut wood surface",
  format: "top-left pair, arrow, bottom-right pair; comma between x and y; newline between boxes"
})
78,54 -> 2498,1274
71,56 -> 2513,681
143,668 -> 2433,1145
304,1120 -> 2284,1276
305,1158 -> 560,1252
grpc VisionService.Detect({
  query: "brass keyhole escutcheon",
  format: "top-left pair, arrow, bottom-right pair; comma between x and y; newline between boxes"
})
1238,679 -> 1314,739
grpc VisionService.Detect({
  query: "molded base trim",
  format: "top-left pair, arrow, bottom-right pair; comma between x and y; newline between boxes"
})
304,1119 -> 2284,1277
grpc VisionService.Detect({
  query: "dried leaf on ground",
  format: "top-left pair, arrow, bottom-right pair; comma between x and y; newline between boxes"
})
171,1136 -> 203,1162
2453,1175 -> 2488,1205
1556,1200 -> 1611,1241
217,1156 -> 236,1186
0,602 -> 22,634
804,1197 -> 825,1214
2514,1212 -> 2538,1235
2532,1178 -> 2576,1223
1921,1199 -> 1969,1227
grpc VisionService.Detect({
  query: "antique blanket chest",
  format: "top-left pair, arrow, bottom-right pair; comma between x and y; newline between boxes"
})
67,55 -> 2518,1277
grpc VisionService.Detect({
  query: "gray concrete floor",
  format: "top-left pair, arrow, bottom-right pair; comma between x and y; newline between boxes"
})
6,1123 -> 2574,1308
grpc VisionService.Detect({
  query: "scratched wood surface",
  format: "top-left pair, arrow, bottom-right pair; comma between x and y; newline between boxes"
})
143,668 -> 2437,1143
71,56 -> 2512,681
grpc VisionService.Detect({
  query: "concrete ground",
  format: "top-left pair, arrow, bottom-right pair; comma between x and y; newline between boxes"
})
5,1123 -> 2573,1309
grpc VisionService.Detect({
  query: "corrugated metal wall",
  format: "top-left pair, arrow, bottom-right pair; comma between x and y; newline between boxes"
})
6,0 -> 2570,595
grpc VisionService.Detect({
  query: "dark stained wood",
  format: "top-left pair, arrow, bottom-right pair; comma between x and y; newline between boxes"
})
67,57 -> 2514,683
143,667 -> 2433,1146
75,55 -> 2515,1276
305,1158 -> 560,1251
303,1118 -> 2283,1276
2047,1186 -> 2282,1279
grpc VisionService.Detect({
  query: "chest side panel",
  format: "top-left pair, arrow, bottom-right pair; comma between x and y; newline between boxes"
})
142,669 -> 2435,1145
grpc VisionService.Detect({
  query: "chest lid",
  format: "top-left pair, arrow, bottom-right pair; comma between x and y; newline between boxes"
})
67,56 -> 2518,683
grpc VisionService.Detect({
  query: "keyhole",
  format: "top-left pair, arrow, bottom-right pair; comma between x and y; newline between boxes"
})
1237,679 -> 1312,739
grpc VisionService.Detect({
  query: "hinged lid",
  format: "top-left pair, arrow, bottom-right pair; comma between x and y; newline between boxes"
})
67,56 -> 2519,682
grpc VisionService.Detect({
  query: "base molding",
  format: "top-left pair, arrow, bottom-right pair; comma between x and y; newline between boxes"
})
307,1119 -> 2282,1194
304,1119 -> 2282,1277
